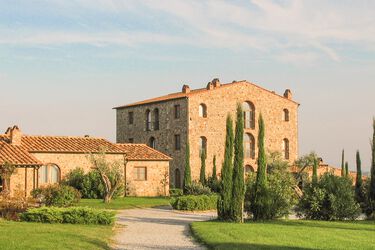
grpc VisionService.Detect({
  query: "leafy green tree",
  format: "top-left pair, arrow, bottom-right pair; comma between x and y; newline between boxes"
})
294,152 -> 318,187
217,114 -> 234,220
312,158 -> 318,185
345,162 -> 349,177
212,155 -> 217,181
199,150 -> 207,185
183,142 -> 192,192
341,149 -> 345,177
231,103 -> 245,223
355,150 -> 365,205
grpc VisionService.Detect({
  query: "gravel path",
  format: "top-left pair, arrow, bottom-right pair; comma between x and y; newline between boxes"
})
112,206 -> 216,250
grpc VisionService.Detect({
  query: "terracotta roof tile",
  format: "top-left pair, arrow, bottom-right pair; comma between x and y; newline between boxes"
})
0,141 -> 42,166
116,144 -> 171,161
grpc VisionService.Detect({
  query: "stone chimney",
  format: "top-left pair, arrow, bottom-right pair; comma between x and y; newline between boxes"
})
182,84 -> 190,94
212,78 -> 221,88
283,89 -> 292,100
9,125 -> 22,146
206,82 -> 214,90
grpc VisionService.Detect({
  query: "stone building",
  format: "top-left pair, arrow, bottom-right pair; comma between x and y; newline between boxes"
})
115,79 -> 299,188
0,126 -> 171,197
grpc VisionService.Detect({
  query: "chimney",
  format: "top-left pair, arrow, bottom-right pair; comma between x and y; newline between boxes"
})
283,89 -> 292,100
9,125 -> 22,146
206,82 -> 214,90
212,78 -> 221,88
182,84 -> 190,94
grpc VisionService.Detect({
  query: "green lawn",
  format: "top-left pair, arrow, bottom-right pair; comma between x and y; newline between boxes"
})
191,220 -> 375,250
78,196 -> 170,210
0,220 -> 112,250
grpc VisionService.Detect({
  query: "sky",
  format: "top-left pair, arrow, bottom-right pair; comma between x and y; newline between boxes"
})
0,0 -> 374,171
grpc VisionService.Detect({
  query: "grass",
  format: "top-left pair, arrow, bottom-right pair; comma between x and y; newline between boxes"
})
191,220 -> 375,250
0,219 -> 112,250
78,196 -> 170,210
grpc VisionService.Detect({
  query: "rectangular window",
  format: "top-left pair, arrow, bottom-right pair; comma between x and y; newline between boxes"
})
128,112 -> 134,125
174,105 -> 181,119
133,167 -> 147,181
128,138 -> 134,143
175,134 -> 181,150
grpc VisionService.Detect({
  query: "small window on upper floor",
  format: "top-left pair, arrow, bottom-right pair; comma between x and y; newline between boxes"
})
128,138 -> 134,143
153,108 -> 160,130
283,109 -> 290,122
199,136 -> 207,156
149,137 -> 156,149
174,105 -> 181,119
146,109 -> 152,131
199,104 -> 207,118
282,138 -> 290,160
174,134 -> 181,151
243,101 -> 255,129
128,112 -> 134,125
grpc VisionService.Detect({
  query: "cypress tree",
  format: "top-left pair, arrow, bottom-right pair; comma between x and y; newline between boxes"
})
312,157 -> 318,185
200,150 -> 206,185
231,103 -> 245,223
212,155 -> 217,181
345,162 -> 349,177
369,119 -> 375,210
218,114 -> 234,220
355,150 -> 364,203
341,149 -> 345,177
183,142 -> 191,192
256,114 -> 267,186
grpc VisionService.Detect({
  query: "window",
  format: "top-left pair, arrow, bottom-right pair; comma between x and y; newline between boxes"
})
128,112 -> 134,125
282,138 -> 290,160
134,167 -> 147,181
283,109 -> 290,122
149,137 -> 156,149
174,105 -> 181,119
245,165 -> 254,174
243,102 -> 255,129
39,164 -> 60,185
174,134 -> 181,150
199,136 -> 207,156
175,169 -> 181,188
199,104 -> 207,118
244,133 -> 255,159
153,108 -> 160,130
146,109 -> 152,131
128,138 -> 134,143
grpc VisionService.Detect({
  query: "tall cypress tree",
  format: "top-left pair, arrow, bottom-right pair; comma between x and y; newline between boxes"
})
256,114 -> 267,186
355,150 -> 364,203
212,155 -> 217,181
312,157 -> 318,185
345,162 -> 349,177
218,114 -> 234,220
369,119 -> 375,211
341,149 -> 345,177
231,103 -> 245,223
183,142 -> 191,192
200,150 -> 206,185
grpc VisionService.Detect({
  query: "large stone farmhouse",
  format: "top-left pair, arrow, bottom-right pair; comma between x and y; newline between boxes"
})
0,126 -> 171,197
115,79 -> 299,188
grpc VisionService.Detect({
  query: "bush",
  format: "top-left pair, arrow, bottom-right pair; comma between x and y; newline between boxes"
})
63,168 -> 123,199
170,188 -> 183,197
32,185 -> 81,207
170,195 -> 218,211
20,207 -> 115,225
184,181 -> 212,195
296,173 -> 361,220
207,177 -> 220,193
0,188 -> 38,220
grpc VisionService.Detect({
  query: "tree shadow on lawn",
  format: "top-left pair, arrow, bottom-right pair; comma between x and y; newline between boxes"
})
208,243 -> 316,250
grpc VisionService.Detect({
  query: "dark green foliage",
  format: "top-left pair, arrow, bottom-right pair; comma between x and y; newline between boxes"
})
199,150 -> 206,185
169,188 -> 183,197
312,157 -> 318,185
20,207 -> 115,225
296,173 -> 360,220
368,119 -> 375,218
170,195 -> 218,211
63,168 -> 122,199
207,155 -> 220,193
212,155 -> 217,181
231,103 -> 245,222
183,142 -> 192,192
217,114 -> 234,221
345,162 -> 349,177
31,185 -> 81,207
355,151 -> 366,206
184,181 -> 212,195
341,149 -> 345,177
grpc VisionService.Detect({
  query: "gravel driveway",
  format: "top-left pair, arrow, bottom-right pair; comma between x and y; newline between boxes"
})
112,206 -> 216,250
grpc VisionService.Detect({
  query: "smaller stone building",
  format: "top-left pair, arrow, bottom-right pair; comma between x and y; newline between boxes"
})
0,126 -> 171,197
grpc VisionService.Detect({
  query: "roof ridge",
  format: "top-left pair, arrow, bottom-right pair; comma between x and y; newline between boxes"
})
22,135 -> 107,140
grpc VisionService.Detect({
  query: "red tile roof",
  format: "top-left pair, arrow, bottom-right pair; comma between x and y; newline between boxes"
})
114,80 -> 299,109
0,141 -> 42,166
116,144 -> 171,161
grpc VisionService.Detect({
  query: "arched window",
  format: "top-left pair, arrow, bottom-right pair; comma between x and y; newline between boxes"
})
175,169 -> 181,189
244,133 -> 255,159
245,165 -> 254,174
243,102 -> 255,129
283,109 -> 290,122
199,136 -> 207,156
282,138 -> 290,160
153,108 -> 160,130
146,110 -> 152,131
149,137 -> 156,149
199,104 -> 207,118
39,164 -> 60,185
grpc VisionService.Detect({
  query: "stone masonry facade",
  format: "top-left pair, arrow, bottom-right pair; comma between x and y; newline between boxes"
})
115,79 -> 299,188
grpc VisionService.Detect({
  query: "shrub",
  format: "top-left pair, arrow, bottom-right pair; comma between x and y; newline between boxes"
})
0,187 -> 38,220
20,207 -> 115,225
207,177 -> 220,193
171,195 -> 218,211
296,173 -> 361,220
170,188 -> 183,197
32,185 -> 81,207
184,181 -> 212,196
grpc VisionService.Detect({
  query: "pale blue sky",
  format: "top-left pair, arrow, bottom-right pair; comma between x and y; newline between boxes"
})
0,0 -> 374,171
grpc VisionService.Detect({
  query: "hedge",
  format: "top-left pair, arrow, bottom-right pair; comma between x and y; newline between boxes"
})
170,195 -> 218,211
20,207 -> 115,225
